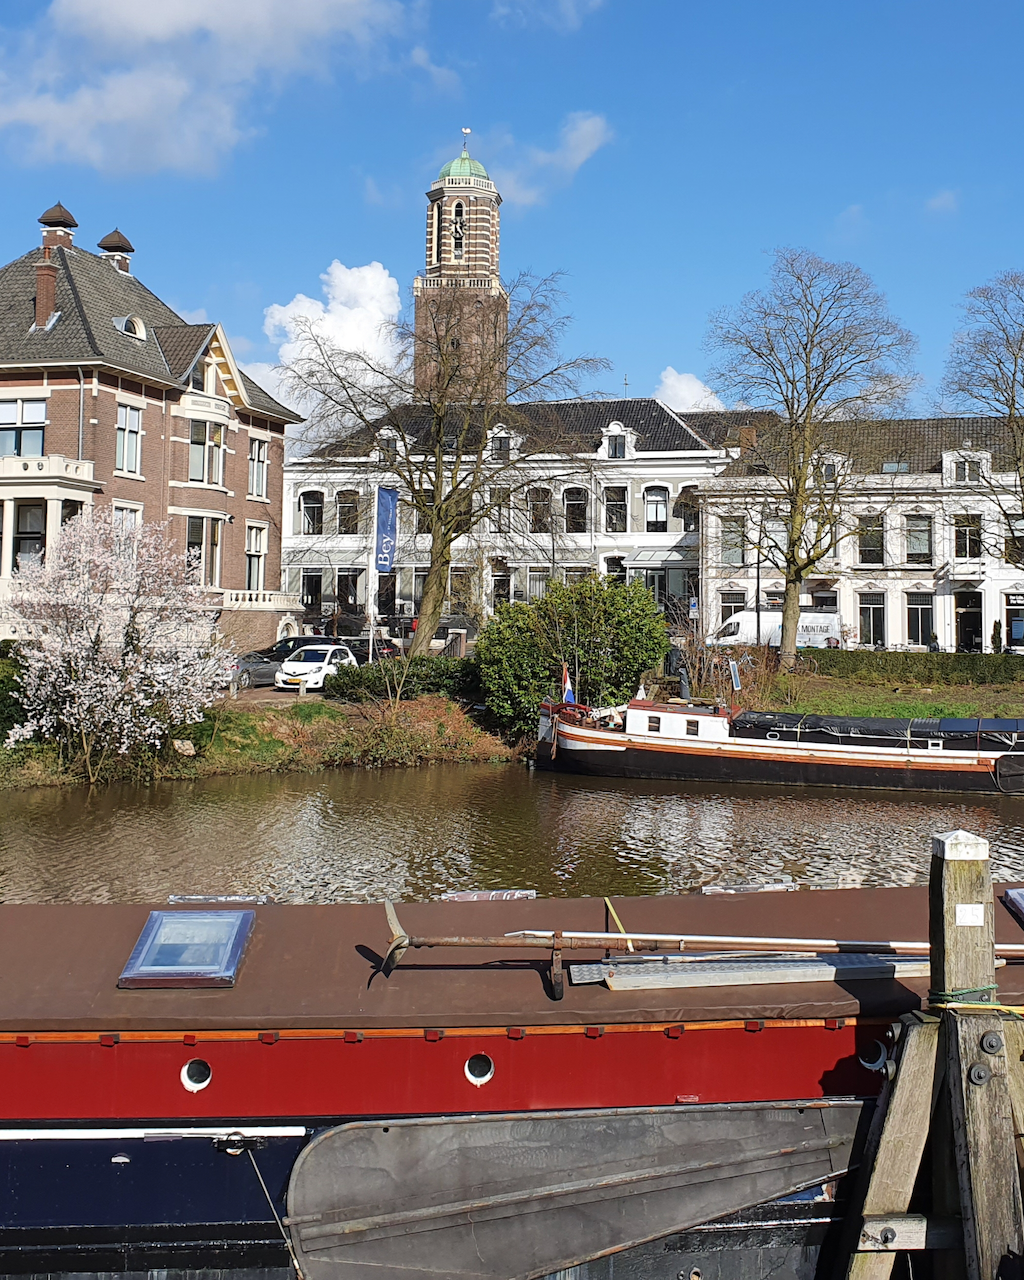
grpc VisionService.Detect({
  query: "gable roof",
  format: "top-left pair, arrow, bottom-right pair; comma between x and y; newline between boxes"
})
0,242 -> 299,422
718,416 -> 1020,478
322,397 -> 733,458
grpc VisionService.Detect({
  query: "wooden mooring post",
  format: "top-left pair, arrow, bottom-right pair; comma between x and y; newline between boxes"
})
844,830 -> 1024,1280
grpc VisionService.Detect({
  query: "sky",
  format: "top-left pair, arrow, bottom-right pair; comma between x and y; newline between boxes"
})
0,0 -> 1022,416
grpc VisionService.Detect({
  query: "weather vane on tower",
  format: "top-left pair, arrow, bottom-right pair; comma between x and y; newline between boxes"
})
461,127 -> 471,151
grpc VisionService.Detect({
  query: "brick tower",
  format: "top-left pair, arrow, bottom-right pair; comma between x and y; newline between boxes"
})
413,132 -> 508,397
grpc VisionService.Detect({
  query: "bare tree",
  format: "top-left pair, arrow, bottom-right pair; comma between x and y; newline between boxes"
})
281,272 -> 607,656
705,248 -> 917,667
942,270 -> 1024,561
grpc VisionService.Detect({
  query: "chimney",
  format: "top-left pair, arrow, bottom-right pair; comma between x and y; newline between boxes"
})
97,228 -> 134,274
35,246 -> 58,329
38,201 -> 78,251
738,425 -> 757,453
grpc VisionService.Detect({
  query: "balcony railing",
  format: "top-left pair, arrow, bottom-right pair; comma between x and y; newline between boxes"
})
0,455 -> 96,483
221,590 -> 302,611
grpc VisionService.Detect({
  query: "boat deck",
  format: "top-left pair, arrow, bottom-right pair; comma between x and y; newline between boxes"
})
2,884 -> 1024,1032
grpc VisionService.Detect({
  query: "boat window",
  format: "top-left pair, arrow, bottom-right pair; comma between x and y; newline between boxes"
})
465,1053 -> 495,1086
648,716 -> 661,733
180,1059 -> 213,1092
928,740 -> 943,751
686,720 -> 699,737
118,910 -> 255,988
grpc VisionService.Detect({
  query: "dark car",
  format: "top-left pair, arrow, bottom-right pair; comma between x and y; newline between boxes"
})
229,651 -> 282,688
256,636 -> 317,663
344,637 -> 401,665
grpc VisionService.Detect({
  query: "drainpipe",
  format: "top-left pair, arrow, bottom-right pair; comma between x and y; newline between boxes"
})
76,366 -> 85,460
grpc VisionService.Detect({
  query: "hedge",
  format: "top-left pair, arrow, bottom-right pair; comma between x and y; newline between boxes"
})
809,650 -> 1024,685
322,655 -> 482,703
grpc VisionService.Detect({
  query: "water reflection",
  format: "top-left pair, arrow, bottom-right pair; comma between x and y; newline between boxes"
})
2,764 -> 1024,903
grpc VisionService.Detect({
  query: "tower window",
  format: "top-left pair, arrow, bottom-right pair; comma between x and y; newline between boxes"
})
452,202 -> 465,260
432,201 -> 442,265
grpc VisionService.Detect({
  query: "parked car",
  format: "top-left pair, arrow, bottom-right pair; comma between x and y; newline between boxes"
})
257,636 -> 318,662
274,644 -> 358,691
344,636 -> 401,665
229,651 -> 282,688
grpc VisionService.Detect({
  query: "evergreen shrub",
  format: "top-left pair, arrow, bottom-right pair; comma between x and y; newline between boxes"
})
810,649 -> 1024,685
322,656 -> 481,703
0,640 -> 23,742
475,576 -> 670,741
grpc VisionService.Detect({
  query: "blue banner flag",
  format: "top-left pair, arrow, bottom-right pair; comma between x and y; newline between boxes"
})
375,487 -> 399,572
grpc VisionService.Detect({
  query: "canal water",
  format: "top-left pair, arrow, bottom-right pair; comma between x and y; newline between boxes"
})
5,763 -> 1024,903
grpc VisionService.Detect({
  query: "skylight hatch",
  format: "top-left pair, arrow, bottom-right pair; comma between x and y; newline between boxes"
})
118,910 -> 255,989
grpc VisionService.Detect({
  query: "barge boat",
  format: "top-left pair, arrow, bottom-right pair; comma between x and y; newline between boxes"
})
3,885 -> 1024,1277
539,698 -> 1024,793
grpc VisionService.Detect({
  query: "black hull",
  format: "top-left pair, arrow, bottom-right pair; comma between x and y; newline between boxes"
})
542,741 -> 999,794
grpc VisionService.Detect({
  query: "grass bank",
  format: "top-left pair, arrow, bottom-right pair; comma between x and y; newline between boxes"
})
0,695 -> 512,791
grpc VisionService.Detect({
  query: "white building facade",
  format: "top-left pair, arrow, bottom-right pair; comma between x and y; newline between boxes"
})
699,418 -> 1024,652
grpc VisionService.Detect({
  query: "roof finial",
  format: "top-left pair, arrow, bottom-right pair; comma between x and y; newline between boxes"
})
461,126 -> 471,154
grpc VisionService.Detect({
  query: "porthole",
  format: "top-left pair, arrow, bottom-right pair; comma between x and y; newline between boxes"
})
766,731 -> 780,740
180,1058 -> 212,1092
465,1053 -> 494,1087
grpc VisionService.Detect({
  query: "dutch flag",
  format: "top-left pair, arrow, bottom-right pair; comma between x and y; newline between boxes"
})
562,663 -> 575,705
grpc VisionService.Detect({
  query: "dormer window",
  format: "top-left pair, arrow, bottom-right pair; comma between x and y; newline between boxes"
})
608,434 -> 625,459
956,459 -> 981,483
190,364 -> 206,392
492,434 -> 510,460
881,460 -> 909,474
114,315 -> 145,340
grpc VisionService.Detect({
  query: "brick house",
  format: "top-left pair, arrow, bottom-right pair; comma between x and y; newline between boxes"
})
0,203 -> 302,646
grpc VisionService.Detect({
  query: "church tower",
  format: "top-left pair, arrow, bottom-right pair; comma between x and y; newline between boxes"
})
413,133 -> 508,396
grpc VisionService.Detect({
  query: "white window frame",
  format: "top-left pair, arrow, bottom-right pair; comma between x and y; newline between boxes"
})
115,404 -> 143,475
247,437 -> 268,499
245,522 -> 267,591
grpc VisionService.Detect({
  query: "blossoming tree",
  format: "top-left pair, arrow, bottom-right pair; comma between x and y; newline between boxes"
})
4,507 -> 232,781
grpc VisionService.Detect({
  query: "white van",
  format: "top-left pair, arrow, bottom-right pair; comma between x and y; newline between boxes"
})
706,609 -> 843,649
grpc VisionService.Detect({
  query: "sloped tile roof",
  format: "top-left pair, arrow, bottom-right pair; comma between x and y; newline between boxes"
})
324,397 -> 732,458
719,415 -> 1019,477
152,323 -> 215,379
0,241 -> 297,422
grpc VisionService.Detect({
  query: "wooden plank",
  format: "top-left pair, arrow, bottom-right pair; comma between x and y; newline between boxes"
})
1003,1020 -> 1024,1171
846,1017 -> 939,1280
930,831 -> 1024,1280
860,1214 -> 962,1251
948,1011 -> 1024,1280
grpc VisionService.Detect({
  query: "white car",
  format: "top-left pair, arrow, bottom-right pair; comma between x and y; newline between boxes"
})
274,643 -> 357,691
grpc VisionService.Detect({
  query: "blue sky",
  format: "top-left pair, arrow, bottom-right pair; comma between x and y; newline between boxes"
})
0,0 -> 1021,413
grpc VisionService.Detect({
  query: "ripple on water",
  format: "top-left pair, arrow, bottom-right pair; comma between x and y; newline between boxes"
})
2,764 -> 1024,903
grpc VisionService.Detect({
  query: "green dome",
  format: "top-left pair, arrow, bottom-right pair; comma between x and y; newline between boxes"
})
438,148 -> 489,181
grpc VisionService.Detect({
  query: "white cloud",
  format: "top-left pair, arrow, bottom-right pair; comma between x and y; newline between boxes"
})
246,258 -> 402,415
654,369 -> 725,413
834,203 -> 867,241
489,111 -> 613,206
409,46 -> 460,94
926,188 -> 959,214
176,307 -> 208,325
491,0 -> 603,31
0,0 -> 402,172
263,259 -> 402,365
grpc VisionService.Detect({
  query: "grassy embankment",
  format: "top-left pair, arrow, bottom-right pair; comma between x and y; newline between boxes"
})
0,696 -> 512,791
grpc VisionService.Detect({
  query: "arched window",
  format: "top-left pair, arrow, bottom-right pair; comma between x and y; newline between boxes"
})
529,487 -> 551,534
432,201 -> 442,264
563,487 -> 588,534
644,486 -> 668,533
336,490 -> 359,535
452,201 -> 465,259
299,490 -> 324,536
673,492 -> 699,532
